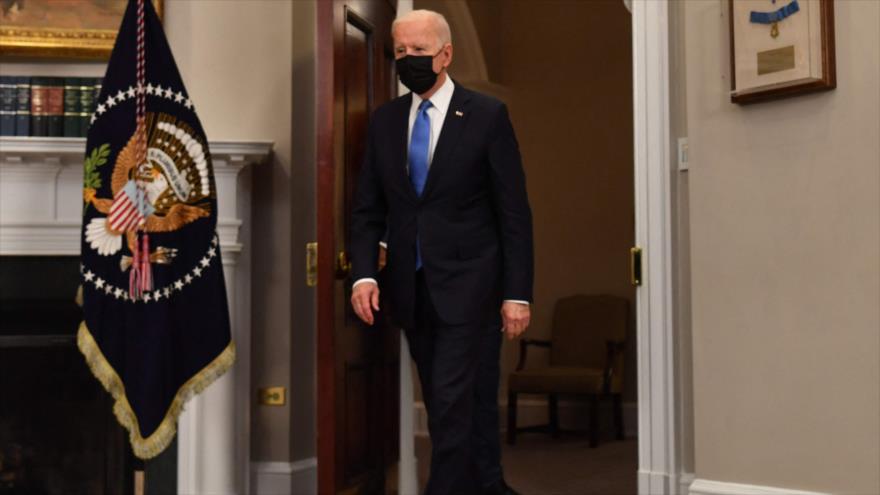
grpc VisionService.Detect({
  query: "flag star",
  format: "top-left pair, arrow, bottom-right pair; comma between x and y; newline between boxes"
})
84,270 -> 95,281
126,86 -> 136,98
164,287 -> 172,297
184,99 -> 193,109
164,87 -> 174,99
154,290 -> 163,301
115,90 -> 126,101
90,115 -> 97,124
95,278 -> 105,289
212,237 -> 218,246
193,267 -> 203,277
174,91 -> 184,103
199,257 -> 210,267
142,292 -> 151,302
114,288 -> 123,299
146,83 -> 156,95
104,284 -> 113,294
174,280 -> 184,290
184,274 -> 194,284
208,247 -> 217,257
96,104 -> 106,114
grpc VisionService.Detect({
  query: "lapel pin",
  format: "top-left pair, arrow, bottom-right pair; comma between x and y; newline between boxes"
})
455,110 -> 464,117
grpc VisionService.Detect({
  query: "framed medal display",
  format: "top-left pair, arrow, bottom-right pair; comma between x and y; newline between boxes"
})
729,0 -> 836,104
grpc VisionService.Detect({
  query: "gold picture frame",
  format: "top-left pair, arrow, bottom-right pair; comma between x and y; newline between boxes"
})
0,0 -> 163,60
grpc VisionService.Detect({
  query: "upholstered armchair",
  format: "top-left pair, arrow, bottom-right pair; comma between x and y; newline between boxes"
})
507,294 -> 628,448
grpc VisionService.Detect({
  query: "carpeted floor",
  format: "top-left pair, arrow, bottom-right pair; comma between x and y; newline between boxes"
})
415,434 -> 638,495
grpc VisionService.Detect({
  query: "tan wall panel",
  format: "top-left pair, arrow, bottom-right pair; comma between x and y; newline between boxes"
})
164,0 -> 296,462
685,0 -> 880,492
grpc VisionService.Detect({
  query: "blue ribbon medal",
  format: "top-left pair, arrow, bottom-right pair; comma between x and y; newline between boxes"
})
749,0 -> 800,38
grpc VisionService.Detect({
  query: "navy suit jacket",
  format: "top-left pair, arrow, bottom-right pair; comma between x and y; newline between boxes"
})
350,82 -> 534,329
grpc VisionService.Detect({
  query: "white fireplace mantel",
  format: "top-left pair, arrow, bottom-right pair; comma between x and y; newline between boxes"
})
0,136 -> 272,256
0,135 -> 272,495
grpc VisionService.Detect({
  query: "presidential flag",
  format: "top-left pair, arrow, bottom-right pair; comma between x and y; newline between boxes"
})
78,0 -> 233,459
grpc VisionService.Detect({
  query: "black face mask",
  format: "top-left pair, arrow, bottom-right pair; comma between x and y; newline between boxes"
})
396,51 -> 442,94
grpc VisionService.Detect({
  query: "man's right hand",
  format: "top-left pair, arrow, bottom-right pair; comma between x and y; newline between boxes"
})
351,281 -> 380,325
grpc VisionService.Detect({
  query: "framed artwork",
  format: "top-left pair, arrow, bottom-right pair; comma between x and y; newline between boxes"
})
0,0 -> 163,59
729,0 -> 836,104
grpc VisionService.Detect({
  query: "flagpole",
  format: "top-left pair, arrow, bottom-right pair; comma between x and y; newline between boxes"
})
134,470 -> 145,495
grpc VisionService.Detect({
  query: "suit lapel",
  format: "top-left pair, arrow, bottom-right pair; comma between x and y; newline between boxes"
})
421,84 -> 472,199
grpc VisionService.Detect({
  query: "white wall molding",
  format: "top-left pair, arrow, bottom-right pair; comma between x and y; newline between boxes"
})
688,479 -> 831,495
680,473 -> 695,495
632,1 -> 682,494
251,459 -> 317,495
0,136 -> 272,257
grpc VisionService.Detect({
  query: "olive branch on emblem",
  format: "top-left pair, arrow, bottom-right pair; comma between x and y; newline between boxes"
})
83,143 -> 111,210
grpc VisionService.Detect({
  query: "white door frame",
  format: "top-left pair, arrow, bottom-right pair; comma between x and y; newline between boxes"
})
632,1 -> 682,494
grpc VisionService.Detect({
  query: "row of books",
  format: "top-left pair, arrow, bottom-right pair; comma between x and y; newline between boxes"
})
0,76 -> 104,138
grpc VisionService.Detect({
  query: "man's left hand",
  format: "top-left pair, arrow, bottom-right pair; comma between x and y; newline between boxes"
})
501,302 -> 530,340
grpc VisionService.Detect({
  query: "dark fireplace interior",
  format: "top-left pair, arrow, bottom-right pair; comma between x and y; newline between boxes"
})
0,256 -> 133,495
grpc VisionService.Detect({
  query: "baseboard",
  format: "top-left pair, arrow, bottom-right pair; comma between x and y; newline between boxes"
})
680,472 -> 696,495
413,398 -> 638,439
251,458 -> 317,495
688,478 -> 831,495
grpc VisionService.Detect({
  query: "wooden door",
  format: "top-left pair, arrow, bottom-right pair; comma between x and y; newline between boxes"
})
317,1 -> 399,493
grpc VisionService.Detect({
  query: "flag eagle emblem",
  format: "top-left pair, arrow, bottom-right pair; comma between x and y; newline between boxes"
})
78,0 -> 234,459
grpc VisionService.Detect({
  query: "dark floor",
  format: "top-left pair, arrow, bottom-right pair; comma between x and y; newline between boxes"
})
415,434 -> 638,495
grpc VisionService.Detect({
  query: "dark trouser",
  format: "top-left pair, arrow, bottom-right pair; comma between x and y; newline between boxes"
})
405,270 -> 503,495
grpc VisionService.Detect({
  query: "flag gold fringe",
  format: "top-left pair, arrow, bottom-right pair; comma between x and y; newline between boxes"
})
76,320 -> 235,459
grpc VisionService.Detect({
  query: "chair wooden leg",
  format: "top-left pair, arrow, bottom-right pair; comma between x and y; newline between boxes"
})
548,394 -> 560,438
589,394 -> 599,448
613,393 -> 625,440
507,391 -> 518,445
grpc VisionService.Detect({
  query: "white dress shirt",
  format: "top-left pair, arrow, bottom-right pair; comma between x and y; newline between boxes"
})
353,75 -> 528,306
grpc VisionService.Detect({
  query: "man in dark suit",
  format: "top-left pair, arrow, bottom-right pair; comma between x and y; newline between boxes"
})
350,9 -> 533,495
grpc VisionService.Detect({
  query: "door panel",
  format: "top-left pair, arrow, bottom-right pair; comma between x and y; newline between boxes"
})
317,1 -> 398,494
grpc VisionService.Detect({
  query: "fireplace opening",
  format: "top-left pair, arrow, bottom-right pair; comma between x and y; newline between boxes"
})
0,256 -> 133,495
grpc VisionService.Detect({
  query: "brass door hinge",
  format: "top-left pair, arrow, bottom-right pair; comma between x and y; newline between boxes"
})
306,242 -> 317,287
630,246 -> 642,286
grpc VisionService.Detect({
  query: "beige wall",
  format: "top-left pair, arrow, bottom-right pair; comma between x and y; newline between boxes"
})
684,0 -> 880,493
670,0 -> 696,477
288,0 -> 319,464
165,0 -> 298,464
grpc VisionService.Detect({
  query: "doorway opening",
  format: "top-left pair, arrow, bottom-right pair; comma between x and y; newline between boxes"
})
407,1 -> 637,493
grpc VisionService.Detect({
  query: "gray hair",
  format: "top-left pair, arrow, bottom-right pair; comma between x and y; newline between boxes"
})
392,9 -> 452,49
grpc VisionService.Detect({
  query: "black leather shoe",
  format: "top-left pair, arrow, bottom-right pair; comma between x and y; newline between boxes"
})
483,479 -> 521,495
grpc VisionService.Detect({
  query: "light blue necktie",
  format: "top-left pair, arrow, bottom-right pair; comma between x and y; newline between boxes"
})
409,99 -> 432,269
